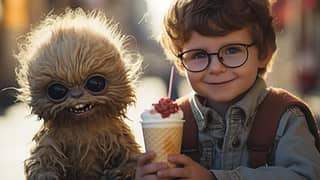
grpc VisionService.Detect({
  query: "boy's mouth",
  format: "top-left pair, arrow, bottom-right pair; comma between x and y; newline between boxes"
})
207,78 -> 235,85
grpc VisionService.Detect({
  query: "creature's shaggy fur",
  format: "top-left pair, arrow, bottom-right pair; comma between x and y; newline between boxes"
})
15,8 -> 142,180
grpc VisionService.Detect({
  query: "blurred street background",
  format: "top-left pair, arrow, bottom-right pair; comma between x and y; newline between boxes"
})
0,0 -> 320,179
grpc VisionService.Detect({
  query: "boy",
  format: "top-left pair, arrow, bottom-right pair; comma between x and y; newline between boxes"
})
136,0 -> 320,179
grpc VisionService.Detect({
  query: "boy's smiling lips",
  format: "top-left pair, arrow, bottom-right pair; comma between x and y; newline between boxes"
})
205,78 -> 236,85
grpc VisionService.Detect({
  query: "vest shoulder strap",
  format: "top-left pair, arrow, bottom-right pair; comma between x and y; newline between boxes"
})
176,96 -> 200,162
247,87 -> 320,168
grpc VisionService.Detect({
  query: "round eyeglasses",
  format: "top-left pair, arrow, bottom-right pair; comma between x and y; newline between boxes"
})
47,74 -> 107,102
177,43 -> 255,72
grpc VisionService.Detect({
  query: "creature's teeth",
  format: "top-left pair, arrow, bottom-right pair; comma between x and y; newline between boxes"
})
75,104 -> 85,109
68,104 -> 95,114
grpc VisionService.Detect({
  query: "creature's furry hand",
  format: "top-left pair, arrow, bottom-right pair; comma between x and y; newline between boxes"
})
103,169 -> 132,180
29,171 -> 60,180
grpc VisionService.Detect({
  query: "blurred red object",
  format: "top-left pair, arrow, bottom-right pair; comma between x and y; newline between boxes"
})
272,0 -> 317,31
303,0 -> 317,11
296,70 -> 318,94
272,0 -> 291,31
295,48 -> 319,94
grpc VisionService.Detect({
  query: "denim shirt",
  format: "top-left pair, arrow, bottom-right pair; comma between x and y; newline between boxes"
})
190,78 -> 320,180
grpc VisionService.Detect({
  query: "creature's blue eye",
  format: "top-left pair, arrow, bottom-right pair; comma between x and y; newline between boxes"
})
85,75 -> 106,93
47,83 -> 68,102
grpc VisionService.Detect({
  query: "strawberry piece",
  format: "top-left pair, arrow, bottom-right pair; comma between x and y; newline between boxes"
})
152,97 -> 179,118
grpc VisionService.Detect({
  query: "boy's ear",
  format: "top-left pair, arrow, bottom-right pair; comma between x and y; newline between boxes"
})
258,49 -> 272,68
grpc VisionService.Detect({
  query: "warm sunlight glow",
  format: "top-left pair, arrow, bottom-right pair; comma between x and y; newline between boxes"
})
145,0 -> 172,36
3,0 -> 29,29
0,1 -> 3,21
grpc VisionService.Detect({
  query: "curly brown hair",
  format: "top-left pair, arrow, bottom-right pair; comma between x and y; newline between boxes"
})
160,0 -> 277,77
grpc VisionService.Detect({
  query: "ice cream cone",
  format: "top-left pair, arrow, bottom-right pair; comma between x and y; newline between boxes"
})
142,120 -> 184,167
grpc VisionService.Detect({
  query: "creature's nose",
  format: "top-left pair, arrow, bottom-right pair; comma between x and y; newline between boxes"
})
70,88 -> 83,98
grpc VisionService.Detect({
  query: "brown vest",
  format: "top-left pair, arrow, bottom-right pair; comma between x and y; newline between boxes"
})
176,88 -> 320,168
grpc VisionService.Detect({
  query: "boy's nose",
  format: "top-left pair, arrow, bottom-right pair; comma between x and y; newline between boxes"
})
207,56 -> 227,74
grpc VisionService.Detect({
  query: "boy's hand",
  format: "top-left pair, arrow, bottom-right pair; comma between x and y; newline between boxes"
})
157,154 -> 216,180
135,152 -> 171,180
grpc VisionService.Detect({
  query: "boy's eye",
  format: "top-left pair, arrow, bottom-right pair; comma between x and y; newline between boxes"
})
184,50 -> 208,61
220,45 -> 244,55
85,75 -> 107,94
193,51 -> 207,59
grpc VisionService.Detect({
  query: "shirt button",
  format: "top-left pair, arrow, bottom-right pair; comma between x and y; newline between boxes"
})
232,136 -> 241,148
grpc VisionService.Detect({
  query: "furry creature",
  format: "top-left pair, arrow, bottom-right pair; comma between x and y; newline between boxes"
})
15,8 -> 142,180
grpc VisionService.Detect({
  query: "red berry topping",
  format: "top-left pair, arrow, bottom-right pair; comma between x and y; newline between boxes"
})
152,97 -> 179,118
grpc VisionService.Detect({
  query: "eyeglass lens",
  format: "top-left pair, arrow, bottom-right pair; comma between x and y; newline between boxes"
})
180,43 -> 250,72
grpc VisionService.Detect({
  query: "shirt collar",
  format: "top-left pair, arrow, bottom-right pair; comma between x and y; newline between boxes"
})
191,77 -> 268,130
231,77 -> 268,125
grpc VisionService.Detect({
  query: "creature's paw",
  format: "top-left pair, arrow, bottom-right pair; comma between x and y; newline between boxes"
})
29,172 -> 60,180
102,169 -> 131,180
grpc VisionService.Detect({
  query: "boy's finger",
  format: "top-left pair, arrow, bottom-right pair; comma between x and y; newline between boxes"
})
141,174 -> 157,180
140,162 -> 169,175
157,166 -> 189,178
140,174 -> 171,180
167,154 -> 192,166
137,152 -> 156,166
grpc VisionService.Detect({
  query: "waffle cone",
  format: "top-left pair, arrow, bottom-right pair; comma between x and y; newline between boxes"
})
143,127 -> 183,167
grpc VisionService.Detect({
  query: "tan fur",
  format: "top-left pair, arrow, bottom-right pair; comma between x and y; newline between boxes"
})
15,8 -> 142,180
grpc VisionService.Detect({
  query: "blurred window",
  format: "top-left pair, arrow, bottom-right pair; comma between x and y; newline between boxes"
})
3,0 -> 28,29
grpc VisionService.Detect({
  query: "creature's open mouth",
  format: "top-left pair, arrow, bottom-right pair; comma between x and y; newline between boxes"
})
68,103 -> 94,114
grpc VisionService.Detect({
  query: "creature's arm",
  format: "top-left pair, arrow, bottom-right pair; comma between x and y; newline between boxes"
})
25,136 -> 67,180
103,131 -> 141,180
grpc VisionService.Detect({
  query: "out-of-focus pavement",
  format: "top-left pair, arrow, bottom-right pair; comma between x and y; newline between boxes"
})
0,77 -> 190,180
0,103 -> 39,180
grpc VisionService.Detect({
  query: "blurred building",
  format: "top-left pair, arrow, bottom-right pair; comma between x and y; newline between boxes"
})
0,0 -> 319,114
267,0 -> 320,115
0,0 -> 30,114
0,0 -> 178,114
269,0 -> 320,93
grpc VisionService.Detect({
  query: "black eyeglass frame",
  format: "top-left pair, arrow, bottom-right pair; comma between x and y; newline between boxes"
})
177,42 -> 255,72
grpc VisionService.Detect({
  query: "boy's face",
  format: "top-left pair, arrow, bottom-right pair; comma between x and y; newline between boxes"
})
182,28 -> 268,103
